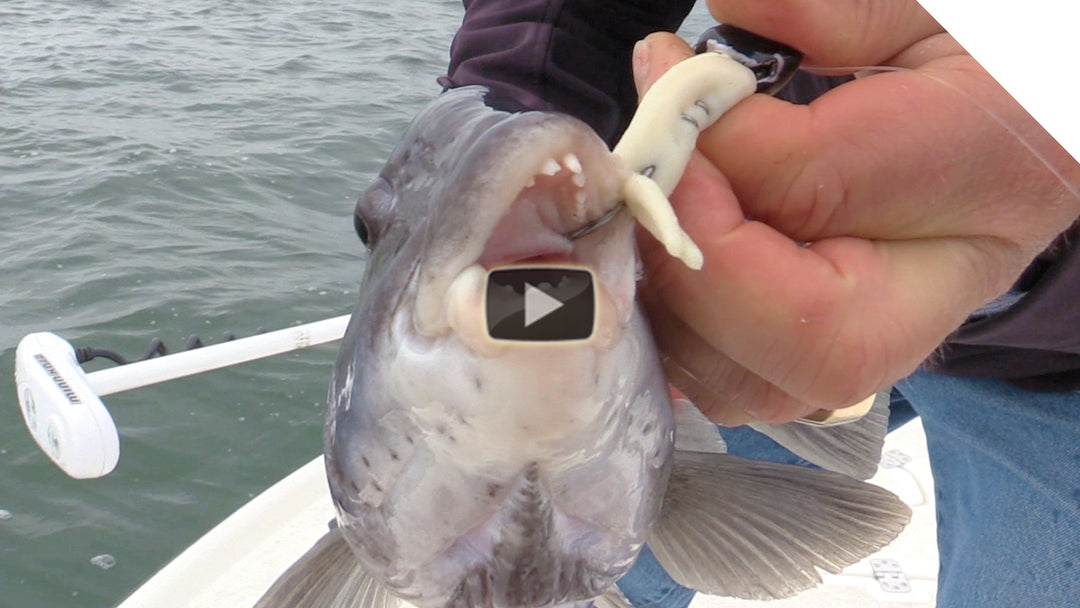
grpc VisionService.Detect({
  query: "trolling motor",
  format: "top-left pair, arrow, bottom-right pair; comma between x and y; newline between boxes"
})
15,333 -> 120,479
14,317 -> 350,479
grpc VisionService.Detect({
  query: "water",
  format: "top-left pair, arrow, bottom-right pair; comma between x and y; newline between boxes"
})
0,2 -> 713,606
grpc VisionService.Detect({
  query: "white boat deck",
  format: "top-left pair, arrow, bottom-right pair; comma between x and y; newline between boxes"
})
118,421 -> 937,608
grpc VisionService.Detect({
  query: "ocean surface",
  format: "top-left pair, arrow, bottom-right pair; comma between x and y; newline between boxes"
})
0,2 -> 713,606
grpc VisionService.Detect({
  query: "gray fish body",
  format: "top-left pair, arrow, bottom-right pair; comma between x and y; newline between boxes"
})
257,87 -> 912,608
326,88 -> 673,608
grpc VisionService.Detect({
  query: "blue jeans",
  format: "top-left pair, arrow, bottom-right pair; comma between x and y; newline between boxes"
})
616,369 -> 1080,608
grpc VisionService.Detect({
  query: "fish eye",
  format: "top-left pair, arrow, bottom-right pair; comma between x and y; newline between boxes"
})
354,212 -> 371,246
354,177 -> 395,248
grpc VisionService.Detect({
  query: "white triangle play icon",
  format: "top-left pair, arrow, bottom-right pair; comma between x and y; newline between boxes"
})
524,283 -> 564,327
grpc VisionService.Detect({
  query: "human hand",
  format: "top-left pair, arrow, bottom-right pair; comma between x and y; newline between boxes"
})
633,0 -> 1080,425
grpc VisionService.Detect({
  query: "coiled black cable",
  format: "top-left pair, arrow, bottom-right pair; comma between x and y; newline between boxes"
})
74,330 -> 260,366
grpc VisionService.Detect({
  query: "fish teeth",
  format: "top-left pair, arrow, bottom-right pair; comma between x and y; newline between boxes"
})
562,153 -> 583,175
571,172 -> 586,188
539,158 -> 561,176
524,176 -> 536,188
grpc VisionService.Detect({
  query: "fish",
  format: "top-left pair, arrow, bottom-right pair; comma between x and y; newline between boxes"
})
252,79 -> 911,608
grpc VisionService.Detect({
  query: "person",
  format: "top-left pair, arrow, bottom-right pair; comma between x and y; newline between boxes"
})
438,1 -> 1080,606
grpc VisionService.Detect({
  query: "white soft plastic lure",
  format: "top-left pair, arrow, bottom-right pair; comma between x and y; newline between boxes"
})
613,51 -> 755,270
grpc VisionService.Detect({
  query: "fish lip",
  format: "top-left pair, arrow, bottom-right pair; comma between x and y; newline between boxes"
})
414,114 -> 633,337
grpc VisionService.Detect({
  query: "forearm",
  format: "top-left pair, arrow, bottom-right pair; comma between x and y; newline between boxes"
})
438,0 -> 695,145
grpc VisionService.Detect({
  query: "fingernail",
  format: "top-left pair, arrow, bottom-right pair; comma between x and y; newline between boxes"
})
632,39 -> 650,90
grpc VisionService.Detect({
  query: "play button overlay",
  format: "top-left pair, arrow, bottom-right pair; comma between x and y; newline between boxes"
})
486,266 -> 595,342
524,284 -> 564,327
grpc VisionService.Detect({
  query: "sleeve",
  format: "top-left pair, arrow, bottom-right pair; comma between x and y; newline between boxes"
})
437,0 -> 696,146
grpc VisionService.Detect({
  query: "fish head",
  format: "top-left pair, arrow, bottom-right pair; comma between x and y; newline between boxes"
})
353,86 -> 639,347
328,87 -> 674,607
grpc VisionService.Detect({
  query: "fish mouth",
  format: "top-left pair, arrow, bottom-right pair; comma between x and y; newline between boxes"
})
477,150 -> 628,268
414,118 -> 636,353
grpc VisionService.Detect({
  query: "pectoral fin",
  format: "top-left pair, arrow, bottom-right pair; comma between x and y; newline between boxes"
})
749,390 -> 891,480
650,451 -> 911,600
254,527 -> 401,608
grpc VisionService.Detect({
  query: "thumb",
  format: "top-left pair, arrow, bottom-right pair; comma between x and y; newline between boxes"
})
632,32 -> 695,97
705,0 -> 942,67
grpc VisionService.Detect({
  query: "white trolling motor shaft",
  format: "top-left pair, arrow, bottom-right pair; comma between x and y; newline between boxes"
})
14,316 -> 350,479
